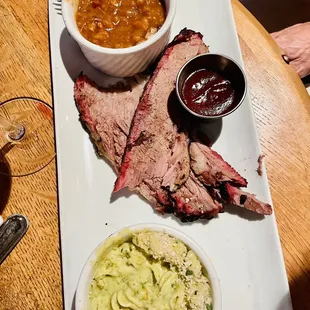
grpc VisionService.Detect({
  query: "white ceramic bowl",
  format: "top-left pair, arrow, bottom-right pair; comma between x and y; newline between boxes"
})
62,0 -> 176,77
75,223 -> 222,310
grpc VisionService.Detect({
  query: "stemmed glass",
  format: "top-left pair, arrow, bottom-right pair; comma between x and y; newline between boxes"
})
0,97 -> 55,177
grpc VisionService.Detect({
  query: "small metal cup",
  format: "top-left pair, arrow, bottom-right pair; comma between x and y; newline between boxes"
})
176,53 -> 247,120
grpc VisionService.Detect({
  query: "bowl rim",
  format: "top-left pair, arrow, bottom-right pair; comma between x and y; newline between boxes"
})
176,53 -> 248,120
75,223 -> 222,310
62,0 -> 176,55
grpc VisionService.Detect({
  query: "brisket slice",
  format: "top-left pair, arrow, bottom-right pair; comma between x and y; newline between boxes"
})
74,72 -> 222,221
222,183 -> 272,215
155,171 -> 224,222
74,74 -> 148,170
190,141 -> 247,187
170,172 -> 224,222
74,74 -> 161,206
190,141 -> 272,215
114,29 -> 209,194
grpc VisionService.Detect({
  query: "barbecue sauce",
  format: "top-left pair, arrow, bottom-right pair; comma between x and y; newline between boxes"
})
181,69 -> 237,116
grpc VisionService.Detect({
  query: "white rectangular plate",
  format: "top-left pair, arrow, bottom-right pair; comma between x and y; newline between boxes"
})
49,1 -> 292,309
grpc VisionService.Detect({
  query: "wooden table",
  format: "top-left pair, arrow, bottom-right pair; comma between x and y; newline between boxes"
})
0,0 -> 310,309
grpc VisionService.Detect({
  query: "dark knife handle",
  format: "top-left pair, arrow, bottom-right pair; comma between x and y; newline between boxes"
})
0,214 -> 29,265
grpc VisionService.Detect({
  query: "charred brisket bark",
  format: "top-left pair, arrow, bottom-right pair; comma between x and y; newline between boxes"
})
222,183 -> 272,215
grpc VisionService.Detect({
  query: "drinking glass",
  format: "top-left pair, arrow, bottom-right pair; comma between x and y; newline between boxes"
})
0,97 -> 55,177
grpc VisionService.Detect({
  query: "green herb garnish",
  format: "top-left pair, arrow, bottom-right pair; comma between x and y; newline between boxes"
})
186,270 -> 193,276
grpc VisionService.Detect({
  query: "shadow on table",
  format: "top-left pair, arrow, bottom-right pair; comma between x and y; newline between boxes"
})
0,145 -> 12,214
285,265 -> 310,310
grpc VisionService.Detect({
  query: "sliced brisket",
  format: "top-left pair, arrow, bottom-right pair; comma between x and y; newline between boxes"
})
114,29 -> 209,194
74,29 -> 272,220
171,172 -> 224,222
222,183 -> 272,215
74,74 -> 163,206
190,141 -> 247,187
74,70 -> 222,221
190,141 -> 272,215
74,74 -> 148,170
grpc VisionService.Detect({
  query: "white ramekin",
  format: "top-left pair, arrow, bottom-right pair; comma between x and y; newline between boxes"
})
62,0 -> 176,77
75,223 -> 222,310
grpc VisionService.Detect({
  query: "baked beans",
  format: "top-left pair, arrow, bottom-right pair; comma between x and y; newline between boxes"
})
76,0 -> 166,48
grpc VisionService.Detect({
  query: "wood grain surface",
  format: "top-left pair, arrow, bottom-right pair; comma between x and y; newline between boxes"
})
0,0 -> 309,309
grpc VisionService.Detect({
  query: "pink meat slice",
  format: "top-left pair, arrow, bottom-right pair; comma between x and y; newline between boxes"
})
190,141 -> 247,187
74,74 -> 161,206
74,72 -> 222,220
223,183 -> 272,215
171,172 -> 224,222
74,74 -> 271,218
74,74 -> 148,170
114,29 -> 209,194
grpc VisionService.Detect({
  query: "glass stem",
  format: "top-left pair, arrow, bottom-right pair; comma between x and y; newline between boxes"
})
0,115 -> 16,132
0,115 -> 25,141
